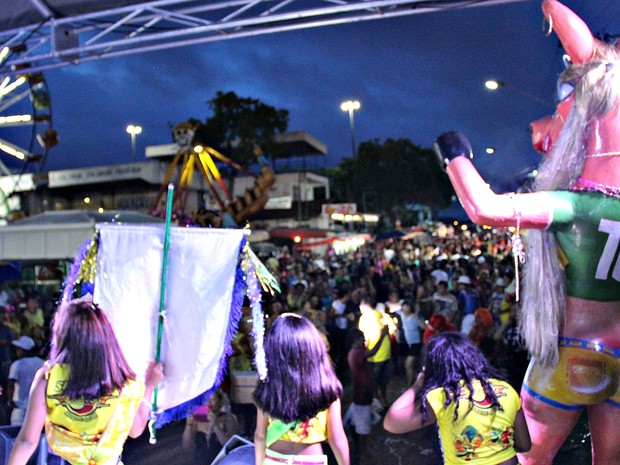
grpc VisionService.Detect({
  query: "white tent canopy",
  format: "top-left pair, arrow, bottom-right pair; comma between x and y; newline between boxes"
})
0,210 -> 163,261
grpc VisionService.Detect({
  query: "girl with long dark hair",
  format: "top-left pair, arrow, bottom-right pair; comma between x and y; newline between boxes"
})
8,298 -> 164,465
253,313 -> 349,465
384,331 -> 530,465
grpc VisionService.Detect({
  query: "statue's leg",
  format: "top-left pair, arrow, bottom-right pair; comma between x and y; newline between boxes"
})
588,402 -> 620,465
518,389 -> 582,465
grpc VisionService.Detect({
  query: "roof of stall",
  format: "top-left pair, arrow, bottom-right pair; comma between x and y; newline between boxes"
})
0,210 -> 163,261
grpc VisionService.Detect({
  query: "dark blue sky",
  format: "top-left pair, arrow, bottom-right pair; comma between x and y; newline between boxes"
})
4,0 -> 619,191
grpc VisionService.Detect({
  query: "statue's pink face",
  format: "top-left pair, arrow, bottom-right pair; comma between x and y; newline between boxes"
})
530,95 -> 573,155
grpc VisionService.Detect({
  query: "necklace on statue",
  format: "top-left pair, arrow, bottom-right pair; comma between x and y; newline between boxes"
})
570,176 -> 620,199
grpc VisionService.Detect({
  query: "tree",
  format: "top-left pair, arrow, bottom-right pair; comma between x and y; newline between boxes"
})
195,91 -> 289,167
329,138 -> 453,220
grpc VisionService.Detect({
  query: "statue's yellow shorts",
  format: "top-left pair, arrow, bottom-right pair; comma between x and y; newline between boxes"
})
523,336 -> 620,409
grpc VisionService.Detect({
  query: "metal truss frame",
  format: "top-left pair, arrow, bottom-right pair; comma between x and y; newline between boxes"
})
0,0 -> 527,76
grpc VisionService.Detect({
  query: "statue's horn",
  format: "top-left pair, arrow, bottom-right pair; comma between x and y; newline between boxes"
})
542,0 -> 596,64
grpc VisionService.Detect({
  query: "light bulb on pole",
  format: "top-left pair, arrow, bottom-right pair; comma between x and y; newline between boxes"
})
340,100 -> 361,157
484,79 -> 553,108
126,124 -> 142,162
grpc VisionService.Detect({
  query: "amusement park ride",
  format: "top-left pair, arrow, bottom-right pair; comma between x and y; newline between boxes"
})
150,121 -> 276,227
0,71 -> 56,170
0,63 -> 57,220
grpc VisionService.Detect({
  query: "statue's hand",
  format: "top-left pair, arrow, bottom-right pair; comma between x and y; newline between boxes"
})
433,131 -> 473,170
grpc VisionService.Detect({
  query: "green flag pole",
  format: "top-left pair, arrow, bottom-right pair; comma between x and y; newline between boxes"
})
149,182 -> 174,444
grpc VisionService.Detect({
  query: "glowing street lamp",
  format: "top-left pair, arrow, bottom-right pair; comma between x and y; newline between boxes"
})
484,79 -> 553,108
484,80 -> 501,91
126,124 -> 142,162
340,100 -> 361,157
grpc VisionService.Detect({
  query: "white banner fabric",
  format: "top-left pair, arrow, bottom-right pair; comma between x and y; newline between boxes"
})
94,224 -> 245,411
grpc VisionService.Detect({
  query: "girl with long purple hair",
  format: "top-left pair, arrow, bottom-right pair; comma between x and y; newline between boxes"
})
253,313 -> 349,465
384,332 -> 530,465
8,298 -> 164,465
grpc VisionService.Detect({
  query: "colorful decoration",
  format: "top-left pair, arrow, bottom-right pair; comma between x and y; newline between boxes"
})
246,244 -> 281,296
242,242 -> 268,381
434,1 -> 620,463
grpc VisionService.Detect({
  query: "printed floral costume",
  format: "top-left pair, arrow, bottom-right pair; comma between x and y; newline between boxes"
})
45,364 -> 145,465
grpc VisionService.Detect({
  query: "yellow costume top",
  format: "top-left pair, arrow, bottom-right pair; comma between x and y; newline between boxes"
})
45,364 -> 145,465
426,379 -> 520,465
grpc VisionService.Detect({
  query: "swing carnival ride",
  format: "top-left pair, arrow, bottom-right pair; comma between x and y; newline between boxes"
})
150,120 -> 276,228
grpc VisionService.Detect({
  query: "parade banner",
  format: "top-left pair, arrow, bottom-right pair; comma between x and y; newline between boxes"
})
92,224 -> 246,423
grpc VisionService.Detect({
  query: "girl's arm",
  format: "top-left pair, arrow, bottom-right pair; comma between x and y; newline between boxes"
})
7,368 -> 48,465
513,408 -> 532,453
414,310 -> 428,331
254,408 -> 268,465
383,373 -> 435,434
6,378 -> 15,408
492,311 -> 515,342
366,326 -> 389,359
326,399 -> 350,465
129,360 -> 164,438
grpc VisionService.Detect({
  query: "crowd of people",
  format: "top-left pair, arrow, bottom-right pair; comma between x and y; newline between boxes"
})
0,287 -> 59,427
259,225 -> 530,387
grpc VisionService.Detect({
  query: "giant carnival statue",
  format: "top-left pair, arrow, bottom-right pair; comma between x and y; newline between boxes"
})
434,0 -> 620,463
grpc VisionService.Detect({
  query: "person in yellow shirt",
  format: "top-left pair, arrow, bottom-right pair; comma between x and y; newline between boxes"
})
384,332 -> 530,465
21,297 -> 44,339
358,300 -> 392,409
7,298 -> 164,465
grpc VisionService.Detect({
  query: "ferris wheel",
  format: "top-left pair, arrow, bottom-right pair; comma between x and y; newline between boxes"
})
0,49 -> 57,220
0,65 -> 57,177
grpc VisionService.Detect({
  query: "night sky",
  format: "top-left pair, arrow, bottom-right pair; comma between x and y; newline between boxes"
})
3,0 -> 620,192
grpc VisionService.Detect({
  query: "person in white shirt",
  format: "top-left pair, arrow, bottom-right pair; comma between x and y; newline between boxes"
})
329,288 -> 351,372
399,301 -> 426,386
432,281 -> 459,324
6,336 -> 44,425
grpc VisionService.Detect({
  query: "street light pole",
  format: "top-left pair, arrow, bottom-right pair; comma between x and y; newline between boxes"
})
340,100 -> 361,157
484,80 -> 554,109
126,124 -> 142,162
